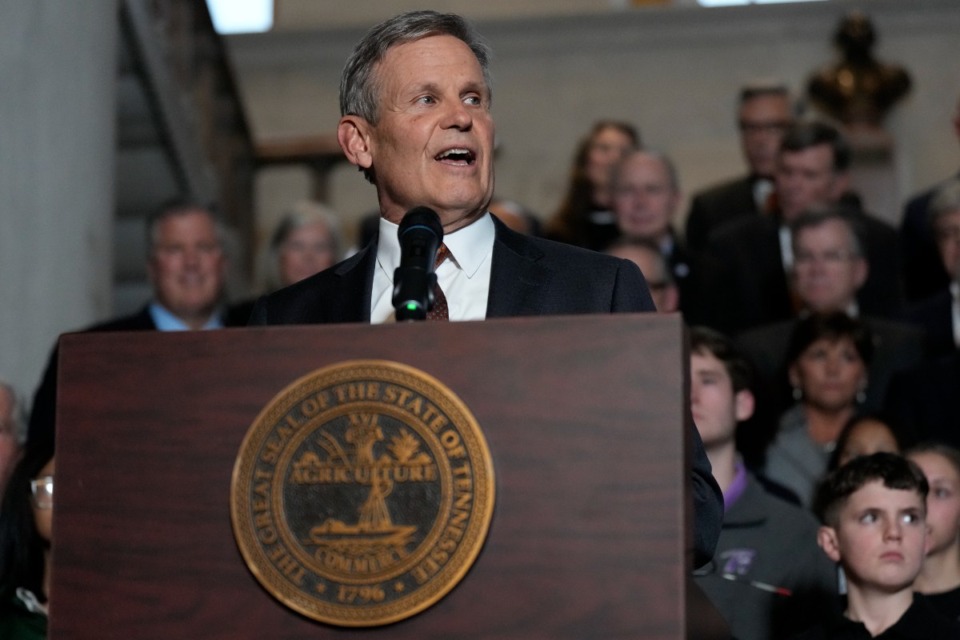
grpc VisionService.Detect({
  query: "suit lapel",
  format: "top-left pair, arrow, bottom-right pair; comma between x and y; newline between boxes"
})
486,218 -> 551,318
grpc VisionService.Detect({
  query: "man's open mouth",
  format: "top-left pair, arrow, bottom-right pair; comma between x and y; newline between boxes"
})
435,148 -> 476,166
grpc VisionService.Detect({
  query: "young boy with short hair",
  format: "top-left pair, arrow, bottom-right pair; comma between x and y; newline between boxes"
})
794,452 -> 960,638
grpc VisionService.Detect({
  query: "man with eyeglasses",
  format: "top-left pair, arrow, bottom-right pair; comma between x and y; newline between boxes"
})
699,121 -> 903,336
685,83 -> 794,256
735,206 -> 924,417
609,150 -> 695,315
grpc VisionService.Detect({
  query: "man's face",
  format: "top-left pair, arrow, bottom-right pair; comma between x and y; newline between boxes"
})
792,219 -> 868,313
690,351 -> 752,450
612,154 -> 678,243
347,35 -> 495,232
775,144 -> 848,222
933,209 -> 960,280
0,388 -> 20,493
738,94 -> 793,178
148,209 -> 226,325
819,481 -> 927,594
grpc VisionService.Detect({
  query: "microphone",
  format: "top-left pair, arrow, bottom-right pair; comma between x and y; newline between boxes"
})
392,207 -> 443,321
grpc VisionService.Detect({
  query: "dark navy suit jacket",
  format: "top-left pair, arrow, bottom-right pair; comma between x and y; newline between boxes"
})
249,215 -> 724,567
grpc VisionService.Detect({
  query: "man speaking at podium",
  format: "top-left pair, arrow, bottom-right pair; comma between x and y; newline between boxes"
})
249,10 -> 721,566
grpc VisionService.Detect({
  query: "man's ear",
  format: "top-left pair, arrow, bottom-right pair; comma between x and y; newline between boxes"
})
734,389 -> 755,423
817,525 -> 842,563
338,115 -> 374,170
852,255 -> 869,290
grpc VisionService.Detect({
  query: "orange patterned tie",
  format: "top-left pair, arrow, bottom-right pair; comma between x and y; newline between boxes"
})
426,244 -> 449,321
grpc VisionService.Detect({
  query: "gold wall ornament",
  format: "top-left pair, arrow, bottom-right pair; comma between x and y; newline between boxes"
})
231,360 -> 496,627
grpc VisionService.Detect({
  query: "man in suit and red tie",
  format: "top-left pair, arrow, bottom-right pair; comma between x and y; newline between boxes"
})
685,83 -> 795,256
248,10 -> 722,566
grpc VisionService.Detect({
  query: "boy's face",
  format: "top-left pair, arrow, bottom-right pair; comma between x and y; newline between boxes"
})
690,350 -> 753,450
818,480 -> 928,594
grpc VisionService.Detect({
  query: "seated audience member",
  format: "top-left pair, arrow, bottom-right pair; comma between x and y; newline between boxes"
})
700,121 -> 902,335
686,82 -> 795,256
690,327 -> 838,640
900,178 -> 960,358
827,413 -> 900,472
900,95 -> 960,302
906,443 -> 960,621
0,380 -> 24,497
232,200 -> 346,322
763,313 -> 872,507
885,351 -> 960,450
609,150 -> 696,313
0,442 -> 54,639
736,207 -> 924,416
794,452 -> 960,639
545,120 -> 641,250
263,200 -> 344,292
28,199 -> 247,449
605,238 -> 679,313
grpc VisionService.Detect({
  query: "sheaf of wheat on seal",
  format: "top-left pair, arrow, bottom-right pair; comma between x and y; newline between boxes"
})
230,359 -> 495,627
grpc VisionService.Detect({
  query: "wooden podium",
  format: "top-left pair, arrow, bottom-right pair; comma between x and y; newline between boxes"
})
51,313 -> 727,639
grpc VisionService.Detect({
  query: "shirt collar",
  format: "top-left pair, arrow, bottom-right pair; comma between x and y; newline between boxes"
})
377,212 -> 495,279
723,460 -> 749,511
148,302 -> 224,331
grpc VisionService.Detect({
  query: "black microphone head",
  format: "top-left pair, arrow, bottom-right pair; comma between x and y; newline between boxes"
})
398,206 -> 443,243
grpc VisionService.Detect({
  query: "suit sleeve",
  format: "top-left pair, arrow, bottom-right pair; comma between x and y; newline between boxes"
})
247,296 -> 268,326
690,420 -> 723,568
611,258 -> 657,312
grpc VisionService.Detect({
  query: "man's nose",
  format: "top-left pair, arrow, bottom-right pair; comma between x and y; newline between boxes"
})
884,519 -> 903,541
443,100 -> 473,130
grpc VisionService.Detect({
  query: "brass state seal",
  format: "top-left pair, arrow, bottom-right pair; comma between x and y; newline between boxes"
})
231,360 -> 495,627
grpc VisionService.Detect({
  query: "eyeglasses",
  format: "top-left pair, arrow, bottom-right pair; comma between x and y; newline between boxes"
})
793,250 -> 858,266
738,120 -> 791,135
30,475 -> 54,510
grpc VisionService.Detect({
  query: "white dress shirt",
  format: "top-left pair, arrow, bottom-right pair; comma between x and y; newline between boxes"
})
371,213 -> 495,323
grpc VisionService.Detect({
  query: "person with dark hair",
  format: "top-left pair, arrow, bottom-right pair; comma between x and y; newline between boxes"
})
689,326 -> 837,640
907,443 -> 960,621
827,413 -> 900,472
28,199 -> 248,449
793,452 -> 960,639
763,312 -> 873,507
699,121 -> 902,335
248,10 -> 722,567
686,82 -> 794,256
0,441 -> 55,639
545,119 -> 641,250
736,206 -> 924,417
